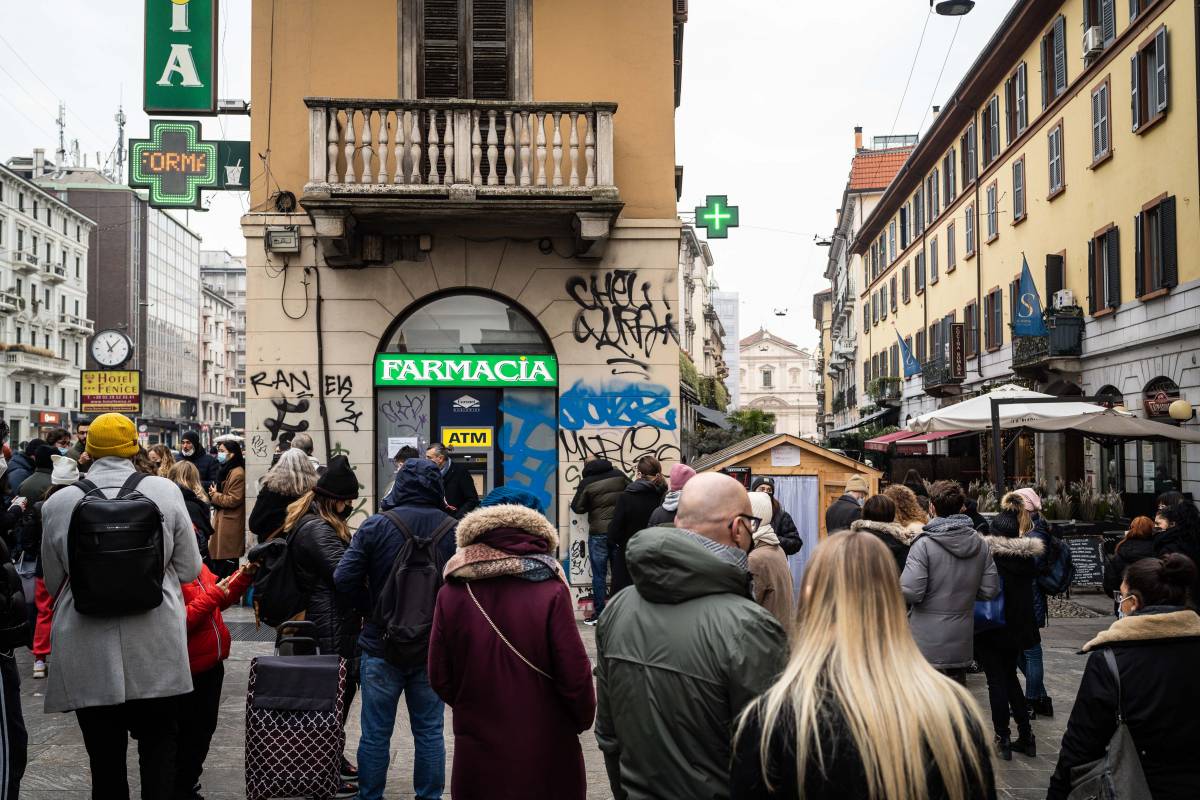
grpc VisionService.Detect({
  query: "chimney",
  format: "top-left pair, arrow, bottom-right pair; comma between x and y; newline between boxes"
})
854,126 -> 863,151
32,148 -> 44,178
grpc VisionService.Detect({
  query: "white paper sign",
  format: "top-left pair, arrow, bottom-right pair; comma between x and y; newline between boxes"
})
771,444 -> 802,467
387,436 -> 419,460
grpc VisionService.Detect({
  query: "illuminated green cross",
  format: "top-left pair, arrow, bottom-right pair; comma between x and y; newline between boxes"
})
128,119 -> 218,210
694,195 -> 740,239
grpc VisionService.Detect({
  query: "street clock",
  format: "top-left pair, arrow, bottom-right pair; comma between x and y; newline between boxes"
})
91,329 -> 134,368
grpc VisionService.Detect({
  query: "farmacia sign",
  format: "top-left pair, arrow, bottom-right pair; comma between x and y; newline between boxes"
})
375,354 -> 557,387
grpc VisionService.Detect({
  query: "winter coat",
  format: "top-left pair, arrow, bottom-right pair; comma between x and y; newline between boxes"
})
428,504 -> 595,800
978,534 -> 1043,651
773,506 -> 803,556
646,490 -> 680,527
849,519 -> 916,574
289,511 -> 360,659
3,453 -> 34,501
732,697 -> 996,800
207,465 -> 246,560
904,480 -> 930,513
441,459 -> 480,517
39,457 -> 202,712
569,460 -> 629,536
334,459 -> 457,659
179,449 -> 219,485
182,565 -> 252,674
900,515 -> 1000,670
749,529 -> 794,627
178,486 -> 213,559
1025,516 -> 1052,627
1153,525 -> 1200,606
594,526 -> 788,800
1102,537 -> 1157,597
17,467 -> 52,507
824,494 -> 862,534
248,485 -> 298,542
610,480 -> 666,548
1048,607 -> 1200,800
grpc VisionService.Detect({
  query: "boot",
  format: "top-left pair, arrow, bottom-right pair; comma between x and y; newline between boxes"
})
994,733 -> 1012,761
1035,696 -> 1054,718
1012,728 -> 1037,758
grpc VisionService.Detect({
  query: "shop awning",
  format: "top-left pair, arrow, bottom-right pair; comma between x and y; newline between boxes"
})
830,406 -> 898,433
864,430 -> 917,452
1021,410 -> 1200,443
895,429 -> 968,455
909,384 -> 1110,432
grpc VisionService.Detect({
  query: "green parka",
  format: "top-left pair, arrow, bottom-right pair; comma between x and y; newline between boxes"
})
594,527 -> 788,800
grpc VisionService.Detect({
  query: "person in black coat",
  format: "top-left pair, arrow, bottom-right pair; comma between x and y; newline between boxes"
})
825,475 -> 868,534
849,495 -> 914,574
750,477 -> 803,556
167,461 -> 215,559
607,456 -> 666,595
248,448 -> 318,542
901,469 -> 930,511
1103,515 -> 1157,601
178,431 -> 219,484
426,443 -> 479,518
1049,554 -> 1200,800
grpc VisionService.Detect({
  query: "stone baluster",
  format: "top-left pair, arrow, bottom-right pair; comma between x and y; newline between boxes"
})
551,111 -> 563,187
426,109 -> 440,185
326,108 -> 340,183
535,111 -> 547,188
471,110 -> 482,185
343,108 -> 357,183
486,110 -> 499,186
360,109 -> 375,183
393,110 -> 407,184
568,111 -> 580,187
584,111 -> 595,187
503,110 -> 515,186
408,109 -> 422,184
519,112 -> 532,187
442,109 -> 454,184
378,110 -> 389,184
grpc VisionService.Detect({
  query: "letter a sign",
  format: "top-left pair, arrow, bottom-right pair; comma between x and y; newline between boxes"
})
144,0 -> 218,115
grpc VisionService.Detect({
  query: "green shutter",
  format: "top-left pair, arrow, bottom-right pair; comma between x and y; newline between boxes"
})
1160,196 -> 1178,288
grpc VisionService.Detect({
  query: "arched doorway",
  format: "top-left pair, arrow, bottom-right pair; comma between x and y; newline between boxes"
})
1142,376 -> 1183,495
373,291 -> 558,516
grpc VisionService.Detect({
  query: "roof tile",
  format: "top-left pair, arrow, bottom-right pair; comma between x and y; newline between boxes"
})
848,147 -> 913,192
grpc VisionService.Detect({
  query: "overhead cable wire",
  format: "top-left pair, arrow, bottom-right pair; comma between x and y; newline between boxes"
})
889,8 -> 933,137
916,16 -> 964,136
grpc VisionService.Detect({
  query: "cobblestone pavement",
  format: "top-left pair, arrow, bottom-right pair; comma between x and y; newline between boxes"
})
19,595 -> 1114,799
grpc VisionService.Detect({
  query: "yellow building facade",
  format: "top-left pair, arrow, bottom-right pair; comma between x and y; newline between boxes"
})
852,0 -> 1199,497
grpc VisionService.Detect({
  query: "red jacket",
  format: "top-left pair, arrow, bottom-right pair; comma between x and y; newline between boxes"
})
183,565 -> 252,674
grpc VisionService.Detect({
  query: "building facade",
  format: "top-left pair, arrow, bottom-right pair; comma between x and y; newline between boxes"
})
812,288 -> 832,440
738,329 -> 819,439
713,290 -> 740,407
0,156 -> 95,443
200,250 -> 248,410
852,0 -> 1200,497
200,285 -> 236,440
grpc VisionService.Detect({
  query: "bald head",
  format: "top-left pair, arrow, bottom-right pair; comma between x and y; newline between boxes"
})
675,472 -> 754,548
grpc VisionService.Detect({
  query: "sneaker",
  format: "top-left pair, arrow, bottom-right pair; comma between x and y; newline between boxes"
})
32,660 -> 46,679
332,781 -> 357,799
583,617 -> 599,626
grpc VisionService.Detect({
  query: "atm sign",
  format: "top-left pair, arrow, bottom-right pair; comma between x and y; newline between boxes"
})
442,428 -> 492,448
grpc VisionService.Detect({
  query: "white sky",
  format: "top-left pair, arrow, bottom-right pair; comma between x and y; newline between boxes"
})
0,0 -> 1017,347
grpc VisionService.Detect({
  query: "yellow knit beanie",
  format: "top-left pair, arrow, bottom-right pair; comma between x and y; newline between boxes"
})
86,413 -> 139,459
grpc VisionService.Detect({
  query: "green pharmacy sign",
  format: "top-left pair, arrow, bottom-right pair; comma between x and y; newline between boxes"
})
129,120 -> 218,209
375,354 -> 558,387
694,194 -> 740,239
144,0 -> 218,115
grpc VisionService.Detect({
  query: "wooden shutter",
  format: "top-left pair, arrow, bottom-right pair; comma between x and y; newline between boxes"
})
1053,16 -> 1068,96
1045,253 -> 1064,298
1131,54 -> 1141,130
891,344 -> 900,377
1005,77 -> 1014,144
1018,63 -> 1028,129
1106,228 -> 1121,308
471,0 -> 510,100
1155,27 -> 1168,113
916,329 -> 925,363
1088,238 -> 1098,312
1134,213 -> 1145,297
995,291 -> 1004,346
891,275 -> 898,312
1102,0 -> 1116,43
903,264 -> 910,302
422,0 -> 462,98
1041,32 -> 1049,109
1160,195 -> 1178,288
900,207 -> 908,248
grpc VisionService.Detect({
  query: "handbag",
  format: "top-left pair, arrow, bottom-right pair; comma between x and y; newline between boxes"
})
974,577 -> 1006,633
466,583 -> 552,680
1067,649 -> 1152,799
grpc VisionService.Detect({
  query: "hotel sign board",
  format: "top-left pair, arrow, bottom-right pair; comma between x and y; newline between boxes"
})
81,370 -> 143,414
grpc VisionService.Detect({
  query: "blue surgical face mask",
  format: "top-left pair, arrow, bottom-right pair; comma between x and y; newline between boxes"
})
57,446 -> 70,455
217,453 -> 228,464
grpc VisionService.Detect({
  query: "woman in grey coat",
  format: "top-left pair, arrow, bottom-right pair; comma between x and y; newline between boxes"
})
900,480 -> 999,680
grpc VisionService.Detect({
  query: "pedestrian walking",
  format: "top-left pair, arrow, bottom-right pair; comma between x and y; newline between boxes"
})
850,494 -> 914,574
1049,554 -> 1200,799
248,448 -> 318,543
1153,500 -> 1200,603
825,474 -> 868,534
24,455 -> 78,681
2,440 -> 41,503
333,458 -> 455,800
594,472 -> 787,800
206,440 -> 246,581
428,488 -> 595,800
1007,487 -> 1055,719
750,477 -> 803,555
731,530 -> 995,800
178,432 -> 219,484
881,483 -> 928,536
1103,515 -> 1156,601
975,494 -> 1042,760
169,462 -> 215,559
289,432 -> 324,475
39,412 -> 202,798
608,455 -> 666,596
14,445 -> 54,638
746,490 -> 794,626
0,486 -> 30,800
148,444 -> 175,477
647,462 -> 696,527
568,457 -> 629,624
901,468 -> 930,510
900,480 -> 1000,682
425,443 -> 480,518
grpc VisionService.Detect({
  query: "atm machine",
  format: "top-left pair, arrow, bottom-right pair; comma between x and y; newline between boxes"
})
434,389 -> 499,497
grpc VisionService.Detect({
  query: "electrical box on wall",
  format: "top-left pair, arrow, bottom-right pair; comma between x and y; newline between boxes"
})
266,226 -> 300,253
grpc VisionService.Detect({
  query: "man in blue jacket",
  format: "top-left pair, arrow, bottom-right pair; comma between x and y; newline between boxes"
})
334,459 -> 457,800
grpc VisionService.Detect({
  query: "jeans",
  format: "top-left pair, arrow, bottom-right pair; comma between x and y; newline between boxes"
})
76,694 -> 181,799
1018,644 -> 1047,700
174,662 -> 223,796
589,534 -> 609,617
974,635 -> 1030,738
0,654 -> 26,800
357,654 -> 445,800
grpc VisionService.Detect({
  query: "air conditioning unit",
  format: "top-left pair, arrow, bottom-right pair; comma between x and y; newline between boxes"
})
1053,289 -> 1076,309
1083,26 -> 1104,58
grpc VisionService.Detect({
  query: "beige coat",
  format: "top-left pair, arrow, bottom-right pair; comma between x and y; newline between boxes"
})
208,466 -> 246,560
749,529 -> 794,629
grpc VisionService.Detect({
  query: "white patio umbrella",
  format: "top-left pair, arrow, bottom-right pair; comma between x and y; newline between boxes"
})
1022,409 -> 1200,442
908,383 -> 1112,433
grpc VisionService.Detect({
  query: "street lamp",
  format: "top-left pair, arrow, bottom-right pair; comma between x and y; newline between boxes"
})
1169,399 -> 1195,421
931,0 -> 975,15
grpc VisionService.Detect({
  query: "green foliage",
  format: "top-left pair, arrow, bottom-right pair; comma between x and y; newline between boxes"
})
689,407 -> 777,457
679,351 -> 699,391
699,376 -> 730,412
726,408 -> 776,437
828,423 -> 898,452
865,376 -> 902,401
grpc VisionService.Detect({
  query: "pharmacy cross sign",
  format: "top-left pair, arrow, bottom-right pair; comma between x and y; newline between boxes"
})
128,119 -> 218,209
694,195 -> 740,239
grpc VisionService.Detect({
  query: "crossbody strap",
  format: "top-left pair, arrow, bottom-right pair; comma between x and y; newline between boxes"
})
1102,648 -> 1123,722
465,583 -> 552,680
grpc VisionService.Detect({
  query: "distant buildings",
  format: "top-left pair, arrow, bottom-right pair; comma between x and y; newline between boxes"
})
738,328 -> 818,439
713,290 -> 740,408
200,250 -> 247,413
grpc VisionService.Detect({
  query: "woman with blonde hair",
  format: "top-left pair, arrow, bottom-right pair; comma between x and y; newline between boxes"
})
168,461 -> 214,555
732,530 -> 994,799
148,444 -> 175,477
882,483 -> 928,534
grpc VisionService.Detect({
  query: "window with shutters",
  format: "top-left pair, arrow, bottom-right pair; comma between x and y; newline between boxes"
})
864,361 -> 870,387
916,329 -> 926,364
1091,78 -> 1112,165
1132,26 -> 1169,133
1089,224 -> 1121,313
946,223 -> 956,272
1045,252 -> 1066,301
1005,63 -> 1029,143
1048,121 -> 1065,198
903,262 -> 911,303
1009,275 -> 1021,327
1084,0 -> 1117,49
1041,16 -> 1068,109
889,220 -> 897,264
890,344 -> 900,378
416,0 -> 526,100
1136,194 -> 1177,298
928,168 -> 940,220
929,322 -> 941,364
864,306 -> 869,334
916,249 -> 926,295
890,275 -> 898,312
964,301 -> 979,357
881,284 -> 889,320
900,207 -> 909,249
961,124 -> 977,184
1012,157 -> 1026,223
913,188 -> 924,234
1130,0 -> 1160,20
944,149 -> 957,202
964,205 -> 976,257
982,96 -> 1001,166
986,182 -> 998,242
984,288 -> 1004,350
930,236 -> 939,284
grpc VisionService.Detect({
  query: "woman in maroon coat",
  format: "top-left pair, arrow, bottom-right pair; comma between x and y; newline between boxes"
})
428,487 -> 596,800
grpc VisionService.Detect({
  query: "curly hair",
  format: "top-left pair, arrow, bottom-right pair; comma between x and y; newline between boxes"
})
882,484 -> 928,527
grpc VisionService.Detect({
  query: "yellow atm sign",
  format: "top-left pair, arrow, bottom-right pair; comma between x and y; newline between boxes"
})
442,428 -> 492,448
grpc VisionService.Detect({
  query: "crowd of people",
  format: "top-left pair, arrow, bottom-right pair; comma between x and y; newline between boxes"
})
1,414 -> 1199,799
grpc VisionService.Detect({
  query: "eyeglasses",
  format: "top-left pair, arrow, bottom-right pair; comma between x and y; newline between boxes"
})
729,514 -> 762,534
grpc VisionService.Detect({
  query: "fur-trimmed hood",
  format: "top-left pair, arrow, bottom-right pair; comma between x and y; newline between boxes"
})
983,534 -> 1045,559
1083,607 -> 1200,652
454,503 -> 559,551
851,519 -> 918,546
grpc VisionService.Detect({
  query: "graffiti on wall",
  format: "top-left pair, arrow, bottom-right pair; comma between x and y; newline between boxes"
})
498,394 -> 558,511
324,375 -> 363,434
567,270 -> 678,376
559,380 -> 677,431
560,425 -> 681,488
251,368 -> 362,442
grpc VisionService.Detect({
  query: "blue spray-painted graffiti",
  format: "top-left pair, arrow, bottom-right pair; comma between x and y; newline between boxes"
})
558,380 -> 677,431
498,393 -> 559,511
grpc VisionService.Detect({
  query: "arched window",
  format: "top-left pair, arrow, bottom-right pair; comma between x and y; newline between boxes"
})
1141,376 -> 1182,494
380,292 -> 550,355
1096,384 -> 1123,408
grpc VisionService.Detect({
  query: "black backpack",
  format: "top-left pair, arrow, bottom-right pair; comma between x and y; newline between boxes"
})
67,474 -> 165,617
247,520 -> 314,628
373,511 -> 455,669
1037,528 -> 1075,596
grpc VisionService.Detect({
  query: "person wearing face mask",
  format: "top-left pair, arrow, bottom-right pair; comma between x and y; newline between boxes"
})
825,474 -> 869,534
178,431 -> 219,484
45,428 -> 71,459
68,420 -> 90,470
206,441 -> 246,581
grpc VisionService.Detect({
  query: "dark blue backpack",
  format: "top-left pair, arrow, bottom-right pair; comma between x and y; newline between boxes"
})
1037,526 -> 1074,595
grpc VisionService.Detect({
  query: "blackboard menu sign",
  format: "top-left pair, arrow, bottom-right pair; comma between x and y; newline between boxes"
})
1065,535 -> 1106,585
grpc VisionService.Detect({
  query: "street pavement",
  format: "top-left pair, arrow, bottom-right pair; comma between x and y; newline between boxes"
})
19,596 -> 1114,799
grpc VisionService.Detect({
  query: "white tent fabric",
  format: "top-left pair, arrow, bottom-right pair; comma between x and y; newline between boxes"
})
1022,409 -> 1200,442
908,384 -> 1111,432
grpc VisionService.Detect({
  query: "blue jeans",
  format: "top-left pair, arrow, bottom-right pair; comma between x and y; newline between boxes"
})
1018,644 -> 1046,700
357,654 -> 445,800
589,534 -> 609,616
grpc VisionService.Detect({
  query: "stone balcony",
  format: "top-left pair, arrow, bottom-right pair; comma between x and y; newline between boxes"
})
59,313 -> 94,335
302,98 -> 622,263
0,290 -> 20,315
3,348 -> 72,378
12,251 -> 39,275
43,263 -> 67,284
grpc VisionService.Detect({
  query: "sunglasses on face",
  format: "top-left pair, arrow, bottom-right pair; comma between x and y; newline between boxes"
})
729,514 -> 762,535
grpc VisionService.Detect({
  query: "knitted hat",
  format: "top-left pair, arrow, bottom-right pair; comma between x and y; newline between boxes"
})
34,444 -> 56,470
23,438 -> 45,459
85,413 -> 139,459
669,463 -> 698,492
990,510 -> 1021,538
51,454 -> 79,486
313,455 -> 359,501
480,485 -> 544,513
748,490 -> 774,524
751,476 -> 775,492
1013,487 -> 1042,512
846,474 -> 869,494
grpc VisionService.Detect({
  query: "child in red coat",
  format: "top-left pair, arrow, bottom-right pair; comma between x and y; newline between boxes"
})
177,562 -> 255,798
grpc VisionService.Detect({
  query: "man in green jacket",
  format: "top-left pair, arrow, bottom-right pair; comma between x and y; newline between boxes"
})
594,472 -> 788,800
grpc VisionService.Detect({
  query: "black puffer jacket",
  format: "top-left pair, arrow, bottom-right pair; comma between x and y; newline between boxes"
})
177,486 -> 213,559
248,485 -> 297,542
1153,525 -> 1200,605
290,511 -> 360,659
1103,537 -> 1157,597
772,504 -> 802,556
569,460 -> 629,536
978,534 -> 1044,651
610,479 -> 666,549
824,494 -> 862,534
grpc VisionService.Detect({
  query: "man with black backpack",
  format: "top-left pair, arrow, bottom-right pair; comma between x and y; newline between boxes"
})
39,413 -> 202,799
334,458 -> 456,800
